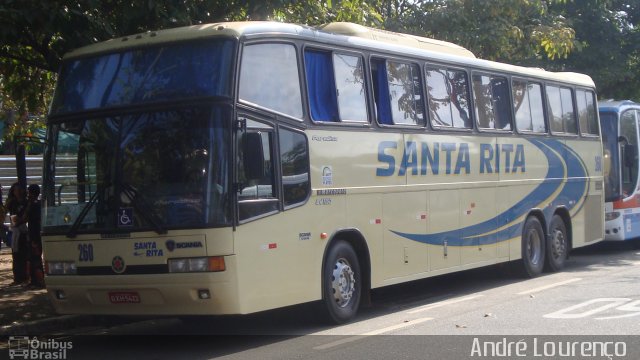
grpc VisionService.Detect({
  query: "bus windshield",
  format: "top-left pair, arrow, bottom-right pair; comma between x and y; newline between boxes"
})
43,105 -> 232,235
600,112 -> 621,202
50,39 -> 234,115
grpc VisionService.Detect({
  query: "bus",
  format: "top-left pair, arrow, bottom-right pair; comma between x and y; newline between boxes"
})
599,100 -> 640,241
42,21 -> 604,324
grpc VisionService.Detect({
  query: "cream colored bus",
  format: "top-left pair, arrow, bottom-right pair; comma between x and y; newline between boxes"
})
43,21 -> 604,324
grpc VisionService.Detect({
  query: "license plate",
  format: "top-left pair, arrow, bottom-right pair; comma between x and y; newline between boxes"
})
109,291 -> 141,304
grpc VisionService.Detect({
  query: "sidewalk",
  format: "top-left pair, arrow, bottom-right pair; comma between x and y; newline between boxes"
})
0,246 -> 88,336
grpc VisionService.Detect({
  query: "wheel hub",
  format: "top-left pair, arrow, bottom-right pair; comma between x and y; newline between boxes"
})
527,228 -> 542,265
331,258 -> 355,308
551,228 -> 566,259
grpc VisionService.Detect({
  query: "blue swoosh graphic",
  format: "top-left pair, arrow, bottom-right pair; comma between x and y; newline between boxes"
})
390,138 -> 588,247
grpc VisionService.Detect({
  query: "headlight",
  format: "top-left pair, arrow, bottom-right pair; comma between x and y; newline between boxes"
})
605,212 -> 621,221
46,261 -> 77,275
168,257 -> 226,273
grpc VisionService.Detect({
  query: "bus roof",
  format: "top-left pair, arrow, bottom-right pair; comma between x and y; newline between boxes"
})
598,99 -> 640,113
317,22 -> 477,58
64,21 -> 595,88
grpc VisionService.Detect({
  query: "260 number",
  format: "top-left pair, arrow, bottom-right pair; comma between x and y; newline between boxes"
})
78,243 -> 94,262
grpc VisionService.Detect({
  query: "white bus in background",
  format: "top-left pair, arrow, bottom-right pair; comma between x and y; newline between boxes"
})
599,100 -> 640,241
42,21 -> 604,324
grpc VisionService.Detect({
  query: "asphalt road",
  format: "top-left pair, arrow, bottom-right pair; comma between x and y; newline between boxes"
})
5,241 -> 640,359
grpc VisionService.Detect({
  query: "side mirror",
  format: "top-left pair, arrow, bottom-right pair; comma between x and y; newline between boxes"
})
242,132 -> 265,181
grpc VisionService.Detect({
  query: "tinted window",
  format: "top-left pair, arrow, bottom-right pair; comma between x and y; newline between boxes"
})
577,89 -> 599,135
237,120 -> 278,221
513,80 -> 546,133
304,50 -> 367,122
473,74 -> 512,130
425,67 -> 472,129
240,44 -> 303,118
620,110 -> 639,198
279,128 -> 310,207
372,59 -> 423,126
334,53 -> 368,122
51,40 -> 235,115
547,85 -> 576,134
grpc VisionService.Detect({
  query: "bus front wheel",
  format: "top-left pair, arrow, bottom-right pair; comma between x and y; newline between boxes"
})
545,215 -> 567,272
322,240 -> 361,324
520,216 -> 545,277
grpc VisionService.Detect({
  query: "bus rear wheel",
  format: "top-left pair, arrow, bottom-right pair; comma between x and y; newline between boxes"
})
322,240 -> 361,324
520,216 -> 545,277
545,215 -> 567,272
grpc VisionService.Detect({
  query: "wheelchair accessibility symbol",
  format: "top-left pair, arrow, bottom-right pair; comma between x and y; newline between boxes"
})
118,208 -> 133,227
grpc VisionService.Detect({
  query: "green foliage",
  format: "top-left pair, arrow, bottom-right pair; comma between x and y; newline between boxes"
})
544,0 -> 640,101
2,0 -> 640,141
401,0 -> 576,62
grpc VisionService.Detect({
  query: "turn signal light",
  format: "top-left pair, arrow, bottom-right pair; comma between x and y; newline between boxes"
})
168,256 -> 226,273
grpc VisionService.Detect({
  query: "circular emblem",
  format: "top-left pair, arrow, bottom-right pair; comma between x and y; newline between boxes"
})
165,240 -> 176,252
112,256 -> 126,274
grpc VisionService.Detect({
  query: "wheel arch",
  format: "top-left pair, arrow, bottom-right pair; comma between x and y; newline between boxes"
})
321,228 -> 372,307
527,209 -> 547,234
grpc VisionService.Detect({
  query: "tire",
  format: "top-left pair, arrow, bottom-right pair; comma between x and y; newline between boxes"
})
520,216 -> 546,277
322,240 -> 361,324
545,215 -> 568,272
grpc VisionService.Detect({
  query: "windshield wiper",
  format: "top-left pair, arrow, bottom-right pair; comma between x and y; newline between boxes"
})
121,183 -> 167,235
66,186 -> 105,238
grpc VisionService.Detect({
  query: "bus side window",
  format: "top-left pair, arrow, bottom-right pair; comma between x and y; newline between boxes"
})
239,43 -> 303,119
546,85 -> 577,134
577,89 -> 599,136
372,58 -> 423,126
279,128 -> 310,207
620,110 -> 639,197
472,73 -> 512,131
425,66 -> 472,129
304,50 -> 368,123
513,79 -> 546,133
237,121 -> 278,221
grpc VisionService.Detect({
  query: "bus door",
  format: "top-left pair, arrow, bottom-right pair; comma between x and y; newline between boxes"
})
618,110 -> 640,238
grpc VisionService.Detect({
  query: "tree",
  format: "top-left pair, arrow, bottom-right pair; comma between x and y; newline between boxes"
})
545,0 -> 640,100
398,0 -> 576,63
3,0 -> 640,144
0,1 -> 384,149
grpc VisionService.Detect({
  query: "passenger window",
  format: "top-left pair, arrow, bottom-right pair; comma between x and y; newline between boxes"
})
279,128 -> 310,207
239,43 -> 303,119
472,74 -> 512,130
304,50 -> 367,122
576,89 -> 599,135
237,119 -> 278,221
546,85 -> 577,134
512,80 -> 546,133
620,110 -> 639,197
425,66 -> 472,129
334,53 -> 368,122
372,58 -> 424,126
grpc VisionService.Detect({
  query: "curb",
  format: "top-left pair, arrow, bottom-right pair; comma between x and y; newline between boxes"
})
0,315 -> 93,336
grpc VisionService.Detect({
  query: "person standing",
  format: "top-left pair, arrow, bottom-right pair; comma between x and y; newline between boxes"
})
26,184 -> 44,288
0,184 -> 6,250
5,182 -> 28,285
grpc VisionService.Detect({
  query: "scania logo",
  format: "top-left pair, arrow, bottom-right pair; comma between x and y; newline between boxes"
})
165,240 -> 176,252
112,256 -> 126,274
165,239 -> 203,252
